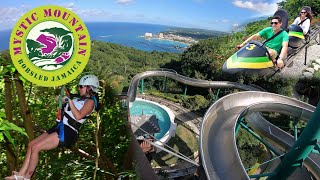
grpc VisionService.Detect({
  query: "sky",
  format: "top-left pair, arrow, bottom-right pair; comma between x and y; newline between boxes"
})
0,0 -> 283,32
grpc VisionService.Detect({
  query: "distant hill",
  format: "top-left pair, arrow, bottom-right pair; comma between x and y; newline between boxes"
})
162,26 -> 228,40
233,16 -> 269,32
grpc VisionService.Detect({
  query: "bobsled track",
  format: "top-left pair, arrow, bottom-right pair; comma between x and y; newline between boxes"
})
127,70 -> 320,179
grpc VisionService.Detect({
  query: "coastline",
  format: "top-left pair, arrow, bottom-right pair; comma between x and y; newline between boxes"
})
139,35 -> 192,45
1,22 -> 188,53
141,32 -> 198,49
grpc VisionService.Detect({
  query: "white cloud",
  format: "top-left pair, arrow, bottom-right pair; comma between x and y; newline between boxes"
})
74,9 -> 106,17
0,7 -> 26,25
116,0 -> 134,5
232,0 -> 279,16
222,19 -> 230,23
64,2 -> 75,10
210,19 -> 231,24
66,2 -> 75,8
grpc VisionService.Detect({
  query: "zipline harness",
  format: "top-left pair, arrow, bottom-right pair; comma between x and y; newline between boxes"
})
56,85 -> 98,143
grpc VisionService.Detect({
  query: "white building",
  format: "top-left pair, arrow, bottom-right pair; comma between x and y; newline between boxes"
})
144,32 -> 153,38
159,33 -> 164,39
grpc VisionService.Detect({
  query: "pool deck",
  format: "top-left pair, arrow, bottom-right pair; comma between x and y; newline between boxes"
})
137,94 -> 202,136
137,94 -> 202,178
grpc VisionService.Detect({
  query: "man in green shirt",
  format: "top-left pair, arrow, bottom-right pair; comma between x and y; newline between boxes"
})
237,16 -> 289,69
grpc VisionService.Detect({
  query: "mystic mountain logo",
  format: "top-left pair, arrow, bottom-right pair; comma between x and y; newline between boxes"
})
10,5 -> 91,87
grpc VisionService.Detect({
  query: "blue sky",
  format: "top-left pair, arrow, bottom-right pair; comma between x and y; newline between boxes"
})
0,0 -> 282,32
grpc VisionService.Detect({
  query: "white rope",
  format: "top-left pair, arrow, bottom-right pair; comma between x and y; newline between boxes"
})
130,122 -> 199,166
143,138 -> 199,166
130,122 -> 191,161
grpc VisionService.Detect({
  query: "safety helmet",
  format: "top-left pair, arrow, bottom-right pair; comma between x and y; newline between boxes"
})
78,75 -> 99,93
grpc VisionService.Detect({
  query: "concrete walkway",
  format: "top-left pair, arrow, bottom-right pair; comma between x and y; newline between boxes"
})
280,38 -> 320,78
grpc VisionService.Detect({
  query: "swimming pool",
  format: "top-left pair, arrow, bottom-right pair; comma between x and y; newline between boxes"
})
130,98 -> 176,146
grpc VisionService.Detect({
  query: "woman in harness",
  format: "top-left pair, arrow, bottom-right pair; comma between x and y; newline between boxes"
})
291,7 -> 312,35
5,75 -> 99,180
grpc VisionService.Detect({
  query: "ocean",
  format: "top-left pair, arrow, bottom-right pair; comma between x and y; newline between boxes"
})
0,22 -> 189,53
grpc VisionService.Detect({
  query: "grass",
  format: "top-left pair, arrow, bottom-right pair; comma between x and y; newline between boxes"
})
314,70 -> 320,79
151,122 -> 199,167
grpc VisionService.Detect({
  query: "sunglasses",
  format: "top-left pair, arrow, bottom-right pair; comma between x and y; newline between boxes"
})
270,22 -> 279,25
301,11 -> 307,14
78,85 -> 86,89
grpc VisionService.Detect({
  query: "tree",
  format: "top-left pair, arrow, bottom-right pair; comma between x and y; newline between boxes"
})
278,0 -> 320,17
0,51 -> 28,174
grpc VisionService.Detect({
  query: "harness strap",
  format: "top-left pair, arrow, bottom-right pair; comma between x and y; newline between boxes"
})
56,95 -> 93,142
262,29 -> 284,46
298,17 -> 309,26
56,121 -> 64,142
64,113 -> 82,131
91,95 -> 98,109
56,86 -> 66,142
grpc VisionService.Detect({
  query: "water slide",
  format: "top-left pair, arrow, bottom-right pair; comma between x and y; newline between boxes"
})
127,70 -> 320,179
127,69 -> 260,179
200,91 -> 320,179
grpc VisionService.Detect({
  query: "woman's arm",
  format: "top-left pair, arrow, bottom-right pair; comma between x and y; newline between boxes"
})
67,98 -> 94,120
303,19 -> 310,35
292,17 -> 299,25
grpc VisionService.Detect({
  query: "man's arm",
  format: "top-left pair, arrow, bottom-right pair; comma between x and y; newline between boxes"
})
277,41 -> 288,68
237,33 -> 260,48
279,41 -> 288,60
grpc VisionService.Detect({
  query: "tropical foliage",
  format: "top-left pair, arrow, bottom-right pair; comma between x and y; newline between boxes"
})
0,36 -> 183,178
1,0 -> 319,178
278,0 -> 320,17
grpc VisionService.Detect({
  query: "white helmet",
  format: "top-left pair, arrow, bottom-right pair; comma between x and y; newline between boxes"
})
78,75 -> 99,93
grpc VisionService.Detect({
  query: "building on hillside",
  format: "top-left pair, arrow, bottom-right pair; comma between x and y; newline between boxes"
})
144,32 -> 153,38
158,33 -> 164,39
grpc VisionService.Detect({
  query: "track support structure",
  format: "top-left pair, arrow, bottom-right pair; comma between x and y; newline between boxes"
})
268,102 -> 320,179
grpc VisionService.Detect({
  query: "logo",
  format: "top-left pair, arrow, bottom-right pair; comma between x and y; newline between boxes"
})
10,5 -> 91,87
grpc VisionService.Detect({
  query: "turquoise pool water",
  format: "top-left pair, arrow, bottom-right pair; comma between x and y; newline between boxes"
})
130,100 -> 171,139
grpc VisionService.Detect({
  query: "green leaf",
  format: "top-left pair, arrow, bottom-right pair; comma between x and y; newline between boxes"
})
3,130 -> 15,147
10,66 -> 16,73
0,133 -> 4,142
19,75 -> 27,83
1,120 -> 28,137
0,111 -> 5,118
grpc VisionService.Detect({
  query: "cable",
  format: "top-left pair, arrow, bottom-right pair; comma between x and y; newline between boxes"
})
130,122 -> 198,166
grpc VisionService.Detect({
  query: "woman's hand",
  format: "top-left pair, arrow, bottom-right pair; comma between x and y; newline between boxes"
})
55,95 -> 69,103
62,96 -> 69,103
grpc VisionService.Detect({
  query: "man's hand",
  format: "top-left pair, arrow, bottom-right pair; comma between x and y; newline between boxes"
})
236,44 -> 243,49
277,59 -> 284,69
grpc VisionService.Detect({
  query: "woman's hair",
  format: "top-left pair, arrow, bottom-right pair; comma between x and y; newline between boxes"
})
301,7 -> 313,22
